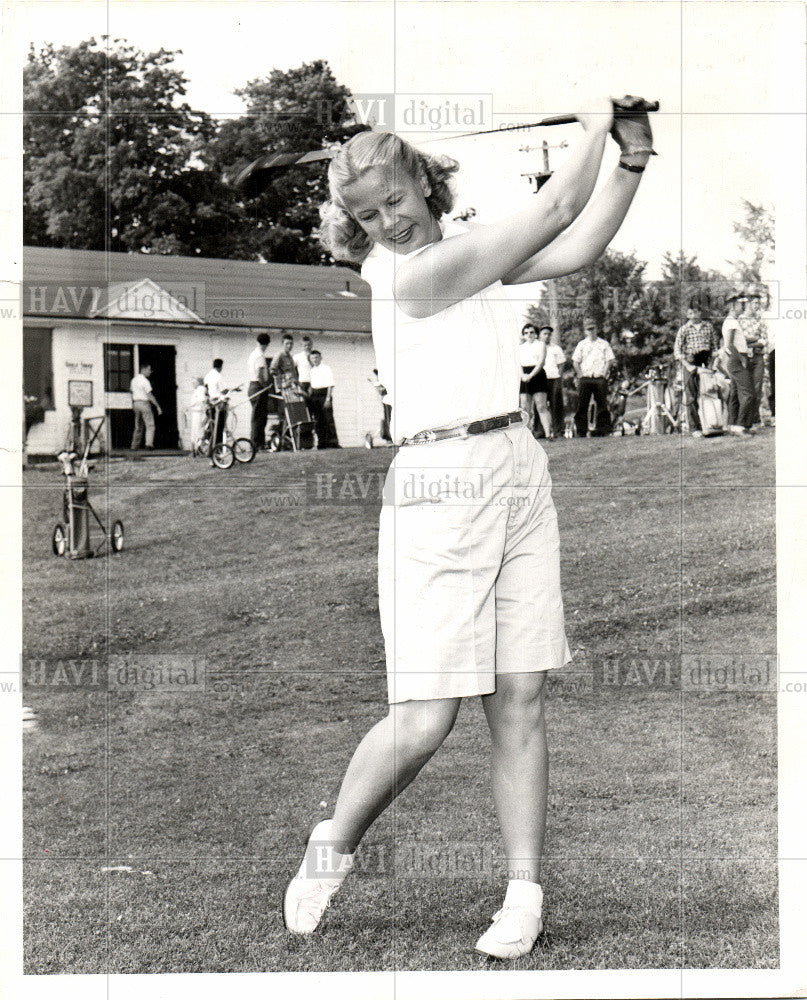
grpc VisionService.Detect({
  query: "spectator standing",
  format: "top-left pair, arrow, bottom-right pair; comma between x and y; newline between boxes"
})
308,350 -> 340,448
571,318 -> 615,436
130,363 -> 162,450
188,377 -> 209,453
739,295 -> 768,425
203,359 -> 227,445
673,303 -> 720,437
294,336 -> 314,396
721,294 -> 754,435
270,333 -> 299,389
519,324 -> 552,438
247,333 -> 271,450
540,326 -> 566,437
767,324 -> 775,424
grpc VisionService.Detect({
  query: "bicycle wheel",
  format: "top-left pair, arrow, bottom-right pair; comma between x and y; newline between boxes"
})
52,523 -> 67,557
211,443 -> 235,469
233,437 -> 255,463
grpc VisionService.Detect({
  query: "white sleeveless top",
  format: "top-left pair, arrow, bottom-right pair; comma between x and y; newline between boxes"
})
360,219 -> 521,442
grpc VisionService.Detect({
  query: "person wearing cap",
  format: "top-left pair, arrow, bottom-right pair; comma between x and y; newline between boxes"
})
738,294 -> 768,425
539,326 -> 566,437
721,294 -> 755,435
571,317 -> 615,436
673,302 -> 720,436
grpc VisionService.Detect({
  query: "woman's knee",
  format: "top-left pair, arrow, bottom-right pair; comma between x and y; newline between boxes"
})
485,674 -> 546,739
389,698 -> 460,759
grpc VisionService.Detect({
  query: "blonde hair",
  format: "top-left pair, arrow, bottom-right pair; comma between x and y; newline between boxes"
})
318,131 -> 459,263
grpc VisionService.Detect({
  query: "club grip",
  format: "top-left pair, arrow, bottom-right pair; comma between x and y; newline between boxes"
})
539,98 -> 659,128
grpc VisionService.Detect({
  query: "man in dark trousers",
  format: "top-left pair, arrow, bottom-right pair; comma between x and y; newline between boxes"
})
571,318 -> 615,436
247,333 -> 271,449
308,350 -> 340,448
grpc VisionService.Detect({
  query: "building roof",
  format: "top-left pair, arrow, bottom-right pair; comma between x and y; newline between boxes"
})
23,246 -> 371,334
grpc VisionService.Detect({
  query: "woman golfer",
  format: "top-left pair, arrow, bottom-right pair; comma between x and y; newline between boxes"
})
284,95 -> 654,958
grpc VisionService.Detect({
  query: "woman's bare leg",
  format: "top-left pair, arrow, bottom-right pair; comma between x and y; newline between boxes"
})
533,393 -> 553,439
520,391 -> 535,432
328,697 -> 461,853
482,673 -> 547,882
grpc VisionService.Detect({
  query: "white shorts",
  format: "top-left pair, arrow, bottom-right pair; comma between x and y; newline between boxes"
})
378,422 -> 571,703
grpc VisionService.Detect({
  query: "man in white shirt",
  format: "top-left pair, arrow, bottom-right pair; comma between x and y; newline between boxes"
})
539,326 -> 566,437
247,333 -> 271,449
721,294 -> 754,434
129,363 -> 163,450
308,350 -> 340,448
203,359 -> 227,445
571,318 -> 616,436
294,336 -> 314,396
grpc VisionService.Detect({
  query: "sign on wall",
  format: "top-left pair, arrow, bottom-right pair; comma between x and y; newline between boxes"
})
68,380 -> 94,408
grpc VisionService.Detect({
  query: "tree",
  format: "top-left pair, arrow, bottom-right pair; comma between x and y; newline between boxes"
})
653,251 -> 733,328
24,38 -> 223,254
525,250 -> 663,376
728,200 -> 774,284
201,60 -> 365,264
523,248 -> 734,378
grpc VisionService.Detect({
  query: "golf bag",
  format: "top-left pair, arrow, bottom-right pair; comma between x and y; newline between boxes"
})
698,369 -> 726,437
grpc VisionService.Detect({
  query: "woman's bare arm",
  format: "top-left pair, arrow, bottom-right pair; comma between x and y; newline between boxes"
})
502,160 -> 646,284
394,102 -> 613,319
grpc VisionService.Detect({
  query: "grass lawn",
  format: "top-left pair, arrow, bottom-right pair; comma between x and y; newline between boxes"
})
22,430 -> 777,973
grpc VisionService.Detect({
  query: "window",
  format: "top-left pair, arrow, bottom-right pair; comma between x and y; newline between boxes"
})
104,343 -> 134,392
23,327 -> 54,409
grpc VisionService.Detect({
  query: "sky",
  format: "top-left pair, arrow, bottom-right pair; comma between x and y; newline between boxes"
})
13,0 -> 804,280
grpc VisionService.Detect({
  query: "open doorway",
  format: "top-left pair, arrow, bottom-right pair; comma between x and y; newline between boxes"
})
105,342 -> 180,450
137,344 -> 179,449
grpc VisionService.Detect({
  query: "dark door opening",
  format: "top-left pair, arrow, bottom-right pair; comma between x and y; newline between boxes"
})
136,344 -> 179,449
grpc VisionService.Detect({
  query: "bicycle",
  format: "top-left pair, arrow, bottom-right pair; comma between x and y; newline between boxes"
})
194,388 -> 255,469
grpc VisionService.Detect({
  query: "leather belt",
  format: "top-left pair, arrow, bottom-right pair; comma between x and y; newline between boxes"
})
400,410 -> 523,446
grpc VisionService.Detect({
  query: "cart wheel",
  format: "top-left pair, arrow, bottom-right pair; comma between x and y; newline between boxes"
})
211,443 -> 235,469
233,437 -> 255,463
52,523 -> 67,557
268,432 -> 280,453
111,520 -> 125,553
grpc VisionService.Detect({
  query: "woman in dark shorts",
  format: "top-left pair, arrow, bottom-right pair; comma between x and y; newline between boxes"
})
519,324 -> 552,437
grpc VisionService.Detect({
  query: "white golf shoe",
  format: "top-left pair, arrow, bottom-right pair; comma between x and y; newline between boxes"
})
475,904 -> 543,959
283,820 -> 354,934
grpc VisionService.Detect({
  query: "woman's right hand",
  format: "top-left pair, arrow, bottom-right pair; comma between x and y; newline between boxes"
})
575,96 -> 615,135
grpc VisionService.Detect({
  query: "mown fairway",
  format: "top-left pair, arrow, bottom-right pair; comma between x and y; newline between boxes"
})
22,432 -> 777,972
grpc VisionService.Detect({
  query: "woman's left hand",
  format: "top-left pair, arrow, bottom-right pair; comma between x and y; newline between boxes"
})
610,95 -> 656,161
